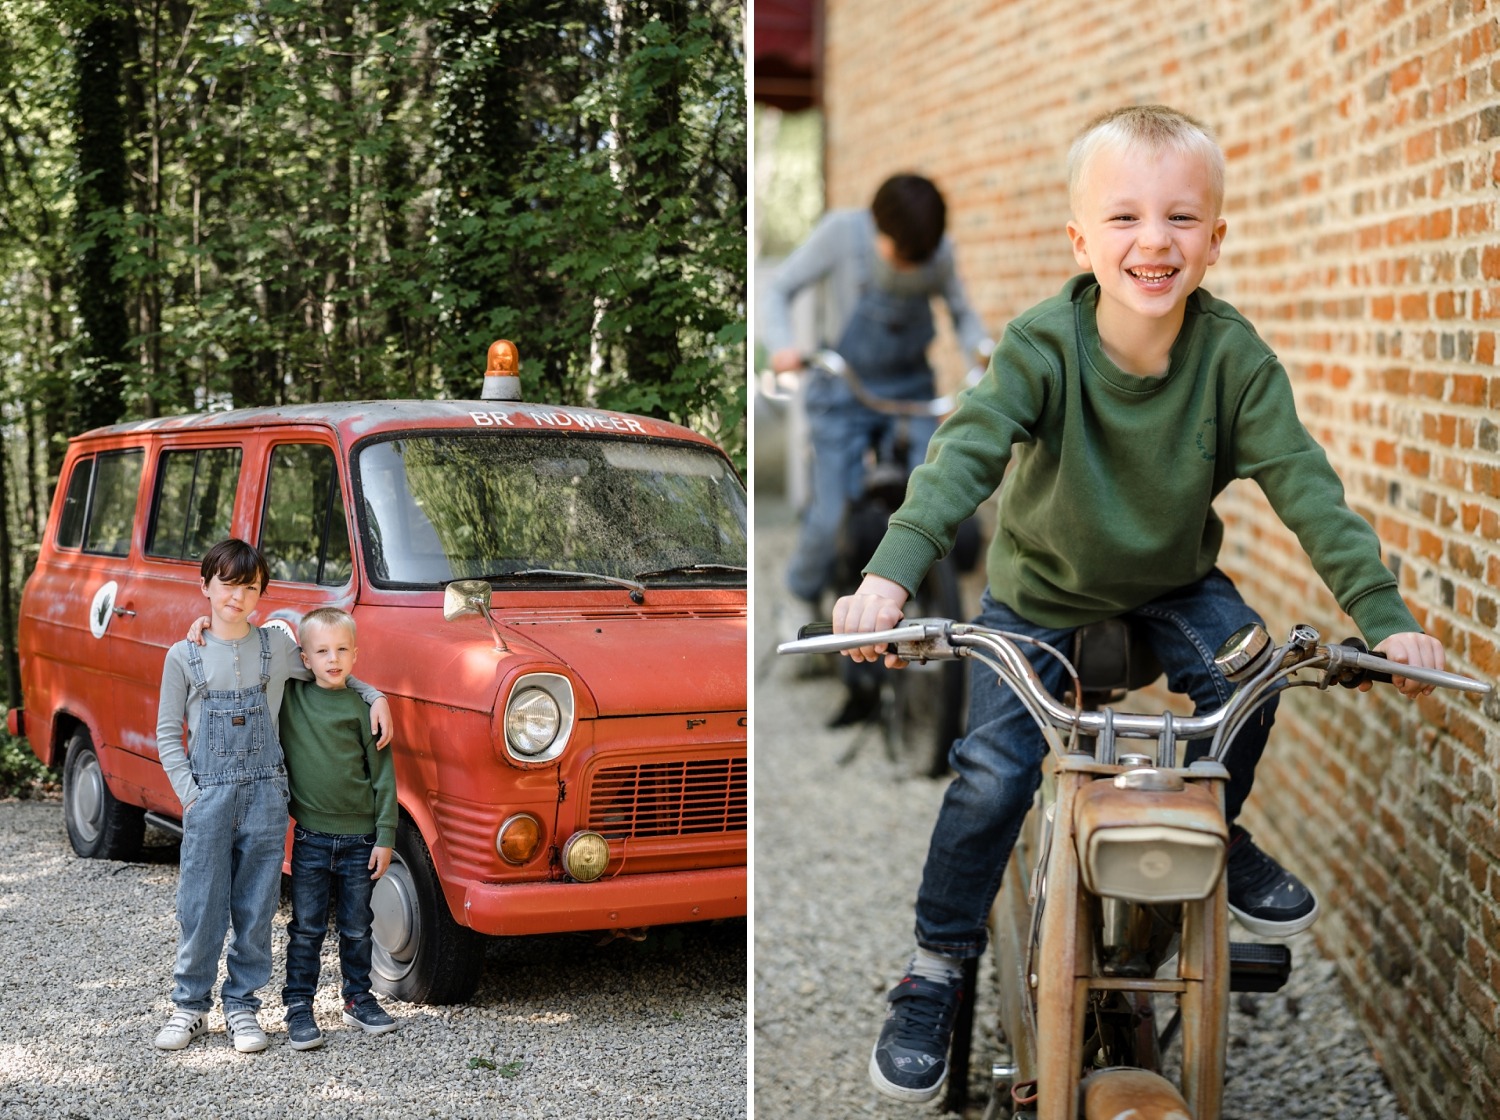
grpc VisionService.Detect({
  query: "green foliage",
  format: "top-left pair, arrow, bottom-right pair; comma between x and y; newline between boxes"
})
0,0 -> 746,704
0,730 -> 52,800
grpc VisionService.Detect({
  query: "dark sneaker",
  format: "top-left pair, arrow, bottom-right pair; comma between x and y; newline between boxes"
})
342,995 -> 398,1036
1226,828 -> 1319,937
868,971 -> 965,1104
284,1003 -> 324,1051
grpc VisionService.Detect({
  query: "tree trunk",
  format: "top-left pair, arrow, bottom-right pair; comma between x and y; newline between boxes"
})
73,12 -> 132,431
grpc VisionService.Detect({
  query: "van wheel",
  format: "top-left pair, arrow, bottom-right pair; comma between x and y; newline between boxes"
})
62,728 -> 144,860
370,818 -> 486,1005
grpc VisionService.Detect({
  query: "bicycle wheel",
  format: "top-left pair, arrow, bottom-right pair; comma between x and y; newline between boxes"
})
881,553 -> 966,778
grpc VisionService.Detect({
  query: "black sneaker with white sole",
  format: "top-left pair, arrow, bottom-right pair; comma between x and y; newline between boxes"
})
342,995 -> 398,1035
868,971 -> 965,1104
284,1003 -> 324,1051
1226,827 -> 1319,937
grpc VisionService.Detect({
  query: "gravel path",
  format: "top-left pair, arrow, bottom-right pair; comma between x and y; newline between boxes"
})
751,495 -> 1408,1120
0,799 -> 746,1120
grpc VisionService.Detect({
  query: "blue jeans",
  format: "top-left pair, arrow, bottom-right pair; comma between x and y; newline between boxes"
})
172,777 -> 290,1013
914,570 -> 1278,958
282,827 -> 378,1006
785,372 -> 938,603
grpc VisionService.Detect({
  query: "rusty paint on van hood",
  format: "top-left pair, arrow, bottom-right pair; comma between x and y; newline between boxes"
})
356,606 -> 746,719
507,612 -> 747,716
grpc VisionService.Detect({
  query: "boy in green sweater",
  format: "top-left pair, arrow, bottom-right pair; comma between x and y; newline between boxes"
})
279,606 -> 399,1050
834,104 -> 1446,1104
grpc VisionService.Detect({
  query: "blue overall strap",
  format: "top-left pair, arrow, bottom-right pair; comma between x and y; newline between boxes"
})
185,637 -> 210,695
257,626 -> 273,690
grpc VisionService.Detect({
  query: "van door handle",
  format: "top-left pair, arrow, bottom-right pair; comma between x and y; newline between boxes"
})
111,606 -> 137,618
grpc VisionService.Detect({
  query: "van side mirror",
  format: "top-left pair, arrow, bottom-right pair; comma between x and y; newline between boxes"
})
442,579 -> 507,652
443,579 -> 493,621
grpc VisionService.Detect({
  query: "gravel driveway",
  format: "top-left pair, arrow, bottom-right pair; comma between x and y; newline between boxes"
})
752,495 -> 1409,1120
0,799 -> 746,1120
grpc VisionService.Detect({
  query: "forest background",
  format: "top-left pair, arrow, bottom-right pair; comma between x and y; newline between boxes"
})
0,0 -> 747,743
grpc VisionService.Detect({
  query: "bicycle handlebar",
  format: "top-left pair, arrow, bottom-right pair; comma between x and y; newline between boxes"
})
755,349 -> 983,417
778,619 -> 1491,752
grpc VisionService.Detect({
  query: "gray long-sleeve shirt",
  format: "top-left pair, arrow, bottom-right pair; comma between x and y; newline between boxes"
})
154,626 -> 384,810
760,208 -> 991,359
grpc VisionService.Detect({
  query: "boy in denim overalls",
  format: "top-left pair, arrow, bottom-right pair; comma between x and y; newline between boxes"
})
763,174 -> 993,631
152,539 -> 391,1053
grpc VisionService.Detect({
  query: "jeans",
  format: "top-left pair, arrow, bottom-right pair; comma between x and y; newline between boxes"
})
282,827 -> 378,1007
172,777 -> 290,1013
785,371 -> 938,603
914,569 -> 1278,958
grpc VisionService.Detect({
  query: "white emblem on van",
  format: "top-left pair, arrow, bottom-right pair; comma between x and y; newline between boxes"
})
88,582 -> 119,640
264,618 -> 297,644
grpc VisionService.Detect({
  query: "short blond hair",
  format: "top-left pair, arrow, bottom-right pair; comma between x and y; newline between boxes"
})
300,606 -> 356,641
1068,104 -> 1225,216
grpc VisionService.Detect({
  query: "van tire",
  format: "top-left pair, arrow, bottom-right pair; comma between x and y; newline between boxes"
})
61,728 -> 145,861
370,818 -> 486,1005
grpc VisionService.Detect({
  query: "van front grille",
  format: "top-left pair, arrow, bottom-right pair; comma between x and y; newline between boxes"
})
585,757 -> 747,840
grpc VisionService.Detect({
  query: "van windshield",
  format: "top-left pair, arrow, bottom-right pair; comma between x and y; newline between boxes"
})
357,433 -> 747,589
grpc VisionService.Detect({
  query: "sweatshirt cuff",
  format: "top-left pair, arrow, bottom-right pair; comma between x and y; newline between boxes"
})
1346,587 -> 1422,647
865,523 -> 946,598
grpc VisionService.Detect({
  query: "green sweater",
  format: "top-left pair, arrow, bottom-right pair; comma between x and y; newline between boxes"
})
280,679 -> 397,848
868,274 -> 1420,646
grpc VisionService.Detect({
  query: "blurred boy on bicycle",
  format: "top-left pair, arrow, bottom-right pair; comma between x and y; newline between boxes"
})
833,105 -> 1445,1105
763,173 -> 992,633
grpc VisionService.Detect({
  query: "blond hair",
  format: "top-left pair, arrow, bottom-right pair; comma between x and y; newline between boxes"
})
1068,104 -> 1225,216
300,606 -> 356,641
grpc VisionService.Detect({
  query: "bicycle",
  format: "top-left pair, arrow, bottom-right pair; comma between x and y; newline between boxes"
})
779,616 -> 1489,1118
758,349 -> 981,778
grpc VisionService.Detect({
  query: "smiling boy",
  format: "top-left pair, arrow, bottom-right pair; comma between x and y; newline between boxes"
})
833,104 -> 1444,1105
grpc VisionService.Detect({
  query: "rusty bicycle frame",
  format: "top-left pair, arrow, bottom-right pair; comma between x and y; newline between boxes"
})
780,618 -> 1490,1119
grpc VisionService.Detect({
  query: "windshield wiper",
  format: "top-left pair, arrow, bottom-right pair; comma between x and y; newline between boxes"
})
633,562 -> 748,581
475,568 -> 647,596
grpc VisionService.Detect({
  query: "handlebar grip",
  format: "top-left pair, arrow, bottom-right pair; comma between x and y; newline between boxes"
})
1335,638 -> 1491,694
1335,639 -> 1389,688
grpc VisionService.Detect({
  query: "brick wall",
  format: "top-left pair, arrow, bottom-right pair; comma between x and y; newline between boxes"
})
815,0 -> 1500,1113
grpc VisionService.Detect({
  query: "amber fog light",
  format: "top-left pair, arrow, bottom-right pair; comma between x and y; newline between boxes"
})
561,831 -> 611,882
497,814 -> 543,865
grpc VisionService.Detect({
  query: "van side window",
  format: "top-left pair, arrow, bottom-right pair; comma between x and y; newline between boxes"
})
147,447 -> 242,560
77,450 -> 144,556
55,457 -> 95,549
261,444 -> 353,585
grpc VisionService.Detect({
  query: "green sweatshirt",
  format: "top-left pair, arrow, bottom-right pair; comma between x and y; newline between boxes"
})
279,679 -> 397,848
868,274 -> 1420,646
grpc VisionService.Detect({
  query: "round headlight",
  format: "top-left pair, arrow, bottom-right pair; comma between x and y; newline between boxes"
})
506,687 -> 561,756
561,831 -> 611,882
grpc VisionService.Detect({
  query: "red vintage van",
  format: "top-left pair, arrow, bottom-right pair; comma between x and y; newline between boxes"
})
8,342 -> 747,1003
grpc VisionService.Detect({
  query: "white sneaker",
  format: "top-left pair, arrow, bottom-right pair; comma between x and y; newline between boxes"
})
224,1007 -> 270,1053
153,1008 -> 207,1051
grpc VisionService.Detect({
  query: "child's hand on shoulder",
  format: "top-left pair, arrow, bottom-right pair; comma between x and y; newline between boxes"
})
370,696 -> 394,747
1370,631 -> 1445,697
186,615 -> 211,644
833,575 -> 911,668
370,846 -> 392,880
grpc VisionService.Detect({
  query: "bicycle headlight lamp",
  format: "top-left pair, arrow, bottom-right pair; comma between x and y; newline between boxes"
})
501,673 -> 575,763
1075,772 -> 1228,903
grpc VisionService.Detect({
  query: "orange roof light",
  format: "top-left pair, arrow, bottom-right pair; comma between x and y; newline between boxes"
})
481,339 -> 521,402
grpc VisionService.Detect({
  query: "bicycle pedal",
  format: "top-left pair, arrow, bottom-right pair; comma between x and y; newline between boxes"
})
1228,940 -> 1293,993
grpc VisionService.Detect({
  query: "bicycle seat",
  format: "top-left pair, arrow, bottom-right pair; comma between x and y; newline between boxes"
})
1069,619 -> 1164,706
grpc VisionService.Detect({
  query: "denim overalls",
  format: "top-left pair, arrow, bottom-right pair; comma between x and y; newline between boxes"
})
170,628 -> 290,1014
785,276 -> 942,603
